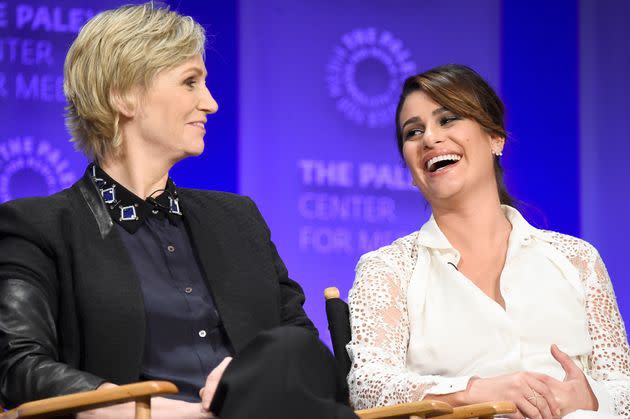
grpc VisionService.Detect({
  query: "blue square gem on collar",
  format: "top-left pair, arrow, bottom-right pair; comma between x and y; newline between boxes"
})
101,185 -> 116,204
169,196 -> 182,215
120,205 -> 138,221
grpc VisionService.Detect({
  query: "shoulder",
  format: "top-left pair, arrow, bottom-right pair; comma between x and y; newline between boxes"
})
178,188 -> 268,231
0,187 -> 75,228
0,187 -> 77,252
356,230 -> 420,275
537,229 -> 600,261
350,231 -> 419,305
178,188 -> 256,214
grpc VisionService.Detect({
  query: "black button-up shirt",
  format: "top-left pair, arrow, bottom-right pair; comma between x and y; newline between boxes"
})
91,165 -> 233,402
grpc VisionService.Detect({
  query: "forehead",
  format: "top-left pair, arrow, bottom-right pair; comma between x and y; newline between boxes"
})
399,91 -> 442,123
173,54 -> 207,75
156,54 -> 207,81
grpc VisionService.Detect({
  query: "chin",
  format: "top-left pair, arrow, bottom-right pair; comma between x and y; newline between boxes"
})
185,139 -> 206,157
423,182 -> 466,202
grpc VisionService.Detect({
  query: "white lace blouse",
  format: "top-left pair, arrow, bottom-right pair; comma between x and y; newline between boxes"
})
347,206 -> 630,416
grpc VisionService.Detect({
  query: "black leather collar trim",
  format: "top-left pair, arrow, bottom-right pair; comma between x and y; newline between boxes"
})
78,171 -> 114,238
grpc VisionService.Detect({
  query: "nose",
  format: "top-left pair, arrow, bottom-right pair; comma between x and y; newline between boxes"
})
199,84 -> 219,114
422,125 -> 444,149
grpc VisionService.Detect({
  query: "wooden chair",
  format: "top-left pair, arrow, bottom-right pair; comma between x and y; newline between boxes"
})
324,287 -> 517,419
0,381 -> 177,419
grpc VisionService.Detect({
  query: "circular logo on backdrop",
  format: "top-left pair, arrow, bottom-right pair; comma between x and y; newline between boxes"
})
0,137 -> 77,203
327,27 -> 417,128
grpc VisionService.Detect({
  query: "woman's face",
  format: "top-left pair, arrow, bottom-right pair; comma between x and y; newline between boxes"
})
128,54 -> 218,162
399,91 -> 503,206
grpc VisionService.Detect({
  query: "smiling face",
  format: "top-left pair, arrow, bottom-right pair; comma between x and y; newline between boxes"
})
400,91 -> 504,206
126,54 -> 218,163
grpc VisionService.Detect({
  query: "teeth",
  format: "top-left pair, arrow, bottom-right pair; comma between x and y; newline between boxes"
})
426,154 -> 462,171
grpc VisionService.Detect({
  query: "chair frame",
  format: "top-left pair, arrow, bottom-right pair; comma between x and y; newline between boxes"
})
0,381 -> 177,419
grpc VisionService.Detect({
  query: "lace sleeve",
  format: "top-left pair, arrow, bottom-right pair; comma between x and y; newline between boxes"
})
347,236 -> 470,409
553,234 -> 630,416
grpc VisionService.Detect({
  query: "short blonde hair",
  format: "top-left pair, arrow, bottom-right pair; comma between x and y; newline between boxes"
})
63,2 -> 206,161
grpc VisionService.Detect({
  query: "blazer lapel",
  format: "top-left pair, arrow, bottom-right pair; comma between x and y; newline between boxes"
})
72,171 -> 146,382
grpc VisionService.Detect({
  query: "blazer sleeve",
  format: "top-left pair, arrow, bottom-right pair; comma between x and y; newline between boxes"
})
244,197 -> 318,335
0,202 -> 104,407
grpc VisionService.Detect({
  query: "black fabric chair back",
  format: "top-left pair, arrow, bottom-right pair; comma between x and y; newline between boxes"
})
325,296 -> 352,377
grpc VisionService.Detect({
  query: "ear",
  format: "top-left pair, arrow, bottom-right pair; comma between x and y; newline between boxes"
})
490,136 -> 505,156
110,88 -> 138,119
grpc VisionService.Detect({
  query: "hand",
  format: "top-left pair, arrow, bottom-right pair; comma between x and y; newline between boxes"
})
533,344 -> 598,416
465,372 -> 562,419
77,394 -> 213,419
199,357 -> 233,412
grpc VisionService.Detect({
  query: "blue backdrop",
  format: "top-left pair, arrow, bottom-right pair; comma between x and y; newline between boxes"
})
0,0 -> 627,344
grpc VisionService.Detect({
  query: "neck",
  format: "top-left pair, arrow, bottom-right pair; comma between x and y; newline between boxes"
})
99,151 -> 171,200
431,190 -> 511,252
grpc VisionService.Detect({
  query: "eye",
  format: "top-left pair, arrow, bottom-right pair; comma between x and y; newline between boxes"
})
404,127 -> 424,140
184,77 -> 197,88
439,114 -> 460,126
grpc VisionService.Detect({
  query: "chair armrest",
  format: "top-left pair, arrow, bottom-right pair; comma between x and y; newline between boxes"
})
1,381 -> 178,419
355,400 -> 453,419
433,401 -> 517,419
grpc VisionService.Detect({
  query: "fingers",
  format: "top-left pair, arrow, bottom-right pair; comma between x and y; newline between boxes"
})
526,376 -> 561,418
201,357 -> 233,411
550,344 -> 580,380
514,395 -> 545,419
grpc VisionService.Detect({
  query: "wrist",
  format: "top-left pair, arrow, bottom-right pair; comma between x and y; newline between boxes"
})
459,376 -> 479,405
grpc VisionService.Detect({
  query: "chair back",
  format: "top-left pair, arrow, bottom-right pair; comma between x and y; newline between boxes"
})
324,287 -> 352,376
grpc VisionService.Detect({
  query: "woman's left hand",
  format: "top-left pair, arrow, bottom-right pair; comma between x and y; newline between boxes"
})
534,344 -> 599,416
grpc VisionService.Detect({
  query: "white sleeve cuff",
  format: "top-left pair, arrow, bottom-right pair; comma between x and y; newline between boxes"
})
586,375 -> 615,414
426,376 -> 473,395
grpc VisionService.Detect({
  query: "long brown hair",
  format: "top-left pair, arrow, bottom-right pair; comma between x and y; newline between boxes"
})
395,64 -> 514,206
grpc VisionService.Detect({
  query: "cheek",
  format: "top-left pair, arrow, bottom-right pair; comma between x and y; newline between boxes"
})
402,142 -> 417,166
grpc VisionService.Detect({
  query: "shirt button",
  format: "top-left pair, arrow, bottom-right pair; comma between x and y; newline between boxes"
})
167,245 -> 175,252
198,330 -> 207,338
185,287 -> 193,294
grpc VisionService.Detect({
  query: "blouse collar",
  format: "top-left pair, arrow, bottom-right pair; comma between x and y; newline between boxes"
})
417,205 -> 551,251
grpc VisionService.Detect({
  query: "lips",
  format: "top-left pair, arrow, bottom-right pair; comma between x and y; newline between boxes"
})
424,153 -> 462,173
188,121 -> 206,128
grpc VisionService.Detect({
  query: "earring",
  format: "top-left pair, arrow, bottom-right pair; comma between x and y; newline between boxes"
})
493,150 -> 503,157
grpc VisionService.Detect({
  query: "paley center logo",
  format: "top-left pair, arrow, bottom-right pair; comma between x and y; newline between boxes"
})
0,137 -> 77,203
327,28 -> 417,128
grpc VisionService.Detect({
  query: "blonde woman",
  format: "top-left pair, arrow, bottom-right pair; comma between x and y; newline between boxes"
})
0,4 -> 355,419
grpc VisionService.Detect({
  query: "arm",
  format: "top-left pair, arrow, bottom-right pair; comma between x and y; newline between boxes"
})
245,197 -> 317,334
580,245 -> 630,416
347,245 -> 472,409
0,202 -> 106,406
76,383 -> 213,419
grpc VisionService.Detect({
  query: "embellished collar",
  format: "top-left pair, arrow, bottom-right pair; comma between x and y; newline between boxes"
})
89,163 -> 183,234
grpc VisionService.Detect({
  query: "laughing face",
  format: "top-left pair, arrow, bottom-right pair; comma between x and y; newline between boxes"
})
399,91 -> 504,206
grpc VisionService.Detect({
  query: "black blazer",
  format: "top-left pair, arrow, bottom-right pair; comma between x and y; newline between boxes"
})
0,170 -> 315,408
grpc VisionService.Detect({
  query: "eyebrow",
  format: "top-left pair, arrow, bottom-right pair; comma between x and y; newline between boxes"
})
182,66 -> 207,78
401,107 -> 449,129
